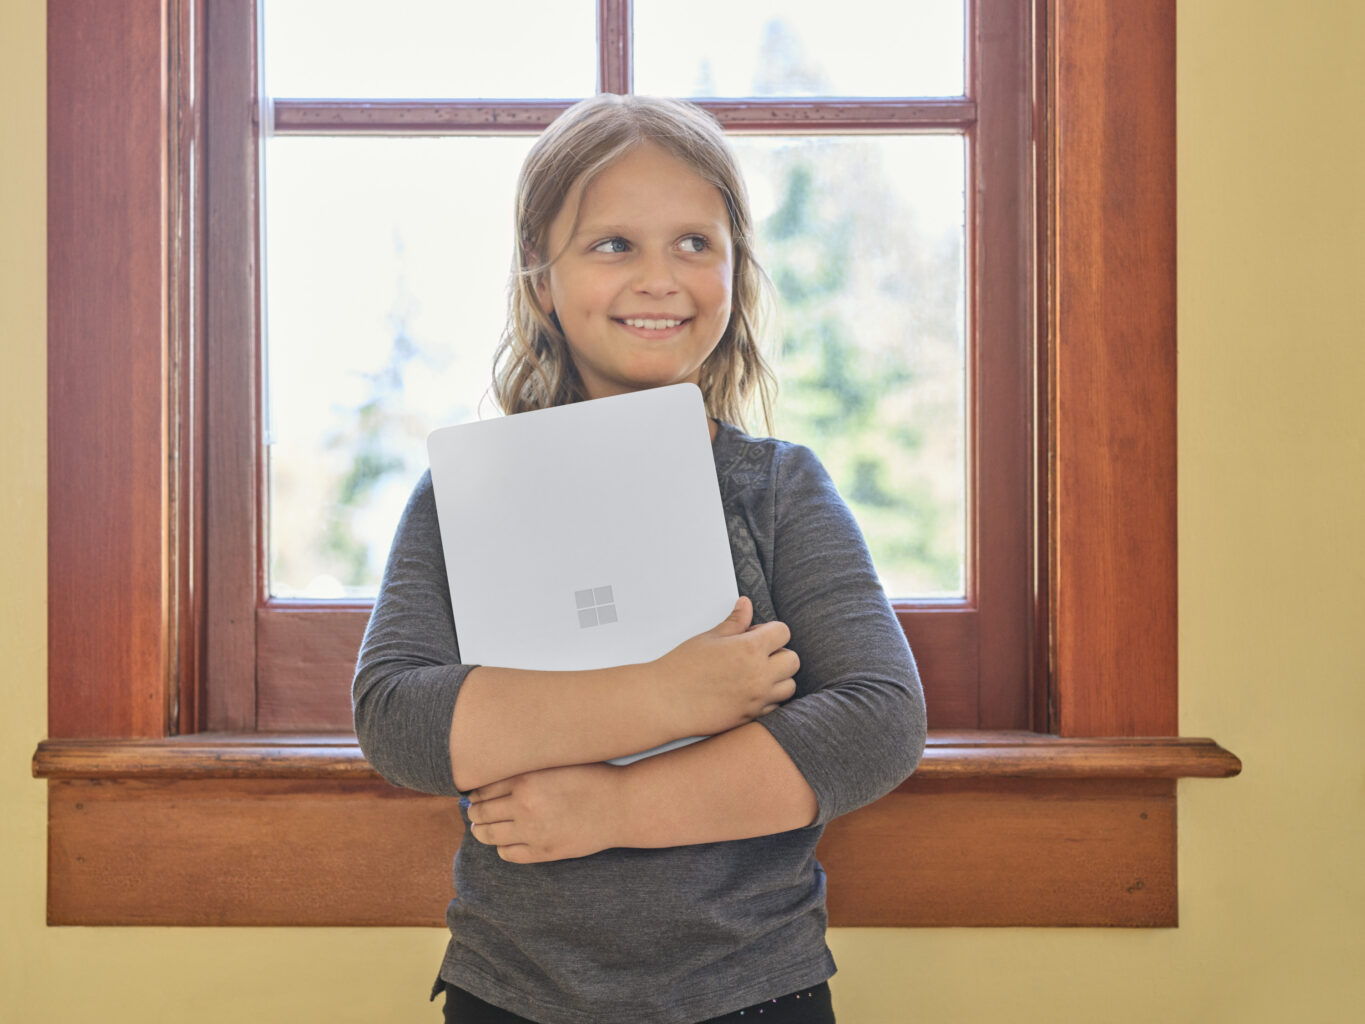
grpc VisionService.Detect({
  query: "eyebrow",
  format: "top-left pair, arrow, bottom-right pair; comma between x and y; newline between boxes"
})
571,220 -> 729,240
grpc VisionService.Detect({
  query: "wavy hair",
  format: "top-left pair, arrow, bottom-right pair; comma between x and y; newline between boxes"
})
490,94 -> 776,432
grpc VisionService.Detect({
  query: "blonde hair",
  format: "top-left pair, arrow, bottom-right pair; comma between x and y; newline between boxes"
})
491,94 -> 776,432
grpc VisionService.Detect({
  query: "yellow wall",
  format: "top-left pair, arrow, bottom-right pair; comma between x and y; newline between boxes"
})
4,0 -> 1362,1019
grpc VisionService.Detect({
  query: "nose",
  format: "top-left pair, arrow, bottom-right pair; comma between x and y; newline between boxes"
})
632,248 -> 679,296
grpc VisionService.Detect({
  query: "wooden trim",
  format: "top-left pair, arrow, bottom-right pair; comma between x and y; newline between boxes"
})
44,776 -> 1180,927
597,0 -> 630,95
897,606 -> 980,728
1030,0 -> 1053,733
823,779 -> 1177,927
254,602 -> 990,732
33,732 -> 1242,782
47,0 -> 172,739
1047,0 -> 1178,736
170,0 -> 208,735
271,99 -> 575,134
971,0 -> 1035,729
650,99 -> 977,132
255,604 -> 368,730
268,98 -> 977,135
47,779 -> 463,927
202,0 -> 261,730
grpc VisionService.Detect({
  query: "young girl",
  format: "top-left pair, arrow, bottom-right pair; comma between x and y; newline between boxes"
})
353,94 -> 925,1024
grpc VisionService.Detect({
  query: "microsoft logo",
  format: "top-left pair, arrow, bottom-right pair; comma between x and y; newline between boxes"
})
575,585 -> 618,628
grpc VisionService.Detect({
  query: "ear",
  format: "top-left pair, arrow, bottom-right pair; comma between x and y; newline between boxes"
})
534,275 -> 554,317
527,249 -> 554,316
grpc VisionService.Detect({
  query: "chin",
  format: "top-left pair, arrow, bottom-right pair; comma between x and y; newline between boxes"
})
615,367 -> 698,392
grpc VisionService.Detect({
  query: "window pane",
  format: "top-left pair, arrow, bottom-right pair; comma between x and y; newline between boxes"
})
737,135 -> 966,598
634,0 -> 965,98
263,137 -> 533,598
265,134 -> 965,601
263,0 -> 596,99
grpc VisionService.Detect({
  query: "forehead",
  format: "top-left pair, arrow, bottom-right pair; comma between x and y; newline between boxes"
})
566,143 -> 730,228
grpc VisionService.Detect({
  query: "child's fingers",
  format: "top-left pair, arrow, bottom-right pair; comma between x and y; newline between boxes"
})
757,680 -> 796,715
745,619 -> 792,651
770,647 -> 800,679
467,779 -> 514,805
466,795 -> 515,827
469,818 -> 517,847
713,596 -> 753,635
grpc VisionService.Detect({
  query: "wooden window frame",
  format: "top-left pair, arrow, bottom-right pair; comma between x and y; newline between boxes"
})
229,0 -> 1033,734
37,0 -> 1239,928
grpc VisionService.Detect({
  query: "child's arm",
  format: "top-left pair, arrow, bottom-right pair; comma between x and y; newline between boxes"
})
465,721 -> 814,863
448,596 -> 797,791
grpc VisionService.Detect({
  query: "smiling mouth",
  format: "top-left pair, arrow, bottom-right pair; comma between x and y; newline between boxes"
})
615,317 -> 687,330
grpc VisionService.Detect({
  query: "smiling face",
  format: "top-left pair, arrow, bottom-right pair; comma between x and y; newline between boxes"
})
534,143 -> 735,402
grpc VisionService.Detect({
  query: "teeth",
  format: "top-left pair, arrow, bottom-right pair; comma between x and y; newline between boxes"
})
622,318 -> 683,330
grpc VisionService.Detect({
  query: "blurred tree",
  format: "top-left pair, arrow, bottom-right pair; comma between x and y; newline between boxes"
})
318,310 -> 418,585
271,236 -> 444,596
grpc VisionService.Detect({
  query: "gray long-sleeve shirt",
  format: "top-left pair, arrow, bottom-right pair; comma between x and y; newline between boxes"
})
353,421 -> 926,1024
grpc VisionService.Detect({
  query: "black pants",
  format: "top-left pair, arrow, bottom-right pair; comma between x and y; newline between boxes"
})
439,981 -> 836,1024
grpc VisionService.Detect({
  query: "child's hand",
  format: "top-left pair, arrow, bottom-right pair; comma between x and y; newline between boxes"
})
465,763 -> 624,864
649,596 -> 799,738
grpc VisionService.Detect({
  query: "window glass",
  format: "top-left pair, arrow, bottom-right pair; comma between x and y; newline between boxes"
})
736,135 -> 966,598
263,137 -> 533,598
634,0 -> 965,98
263,0 -> 596,99
263,133 -> 966,600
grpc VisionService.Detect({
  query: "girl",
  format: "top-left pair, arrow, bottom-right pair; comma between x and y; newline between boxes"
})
353,94 -> 925,1024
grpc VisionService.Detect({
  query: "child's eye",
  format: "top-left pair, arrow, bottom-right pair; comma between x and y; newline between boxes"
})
678,235 -> 709,253
592,238 -> 629,254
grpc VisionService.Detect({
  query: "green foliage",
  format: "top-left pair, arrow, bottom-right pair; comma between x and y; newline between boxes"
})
756,140 -> 965,597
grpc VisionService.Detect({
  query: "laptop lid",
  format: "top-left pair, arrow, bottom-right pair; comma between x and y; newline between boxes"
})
426,382 -> 738,683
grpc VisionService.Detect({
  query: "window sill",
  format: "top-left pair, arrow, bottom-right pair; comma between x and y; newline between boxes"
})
32,729 -> 1241,781
33,731 -> 1238,928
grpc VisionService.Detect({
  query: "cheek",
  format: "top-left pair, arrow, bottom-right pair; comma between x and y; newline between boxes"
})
544,267 -> 609,318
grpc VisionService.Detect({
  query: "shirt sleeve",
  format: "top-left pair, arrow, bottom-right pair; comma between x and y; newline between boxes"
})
351,470 -> 470,797
753,444 -> 927,826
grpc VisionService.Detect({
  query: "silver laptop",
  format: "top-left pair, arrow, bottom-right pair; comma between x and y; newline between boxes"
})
426,383 -> 737,763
